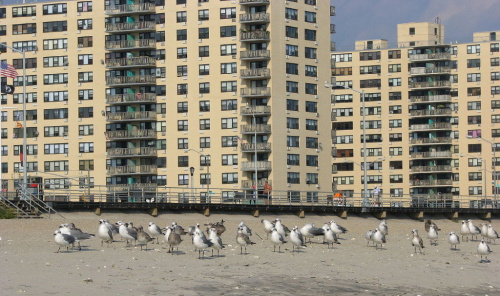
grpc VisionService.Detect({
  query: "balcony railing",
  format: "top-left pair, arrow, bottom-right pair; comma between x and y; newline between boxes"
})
240,105 -> 271,115
239,0 -> 269,5
105,3 -> 156,15
241,179 -> 271,189
107,164 -> 157,175
106,93 -> 156,104
240,68 -> 270,79
105,39 -> 156,50
409,179 -> 454,186
409,137 -> 452,145
409,81 -> 451,88
409,94 -> 451,103
241,161 -> 272,171
106,111 -> 157,122
106,75 -> 156,86
105,129 -> 156,140
240,30 -> 270,41
107,147 -> 157,157
239,12 -> 270,23
409,109 -> 452,116
410,67 -> 452,75
107,183 -> 158,192
409,122 -> 452,130
240,50 -> 270,60
410,151 -> 453,158
240,142 -> 271,152
410,165 -> 453,172
240,87 -> 271,97
105,57 -> 156,68
240,124 -> 271,134
408,52 -> 451,61
105,21 -> 156,33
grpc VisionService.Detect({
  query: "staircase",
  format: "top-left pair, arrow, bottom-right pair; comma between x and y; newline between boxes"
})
0,186 -> 65,219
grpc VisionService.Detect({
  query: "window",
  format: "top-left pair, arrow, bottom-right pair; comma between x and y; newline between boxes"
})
305,47 -> 317,59
287,136 -> 299,147
334,176 -> 354,185
43,4 -> 67,15
221,62 -> 237,74
44,144 -> 68,154
221,44 -> 236,56
492,43 -> 500,52
199,27 -> 209,39
177,84 -> 187,95
199,64 -> 210,75
286,81 -> 299,93
43,38 -> 67,50
220,7 -> 236,19
305,83 -> 317,95
306,137 -> 318,149
304,29 -> 316,41
334,135 -> 353,144
178,120 -> 188,131
77,19 -> 92,30
305,119 -> 317,131
286,63 -> 299,75
492,72 -> 500,81
492,86 -> 500,95
286,26 -> 298,38
222,173 -> 238,184
177,29 -> 187,41
176,11 -> 187,23
306,155 -> 318,166
287,172 -> 300,184
304,11 -> 316,23
200,137 -> 210,148
389,92 -> 402,101
78,89 -> 93,101
0,25 -> 5,36
468,101 -> 481,110
333,94 -> 353,104
389,64 -> 401,73
287,118 -> 299,129
78,36 -> 92,48
467,44 -> 481,54
177,47 -> 187,59
77,1 -> 92,12
467,73 -> 481,82
78,54 -> 93,65
177,102 -> 188,113
12,6 -> 36,17
305,101 -> 317,112
221,81 -> 237,92
220,26 -> 236,37
178,138 -> 188,149
362,120 -> 382,129
199,82 -> 210,94
221,99 -> 237,111
198,9 -> 209,21
43,56 -> 67,68
79,125 -> 93,136
222,154 -> 238,165
333,108 -> 353,117
306,173 -> 318,184
469,186 -> 482,196
78,72 -> 93,83
468,87 -> 481,96
222,136 -> 238,147
287,154 -> 300,166
467,59 -> 481,68
359,65 -> 380,74
389,105 -> 402,114
43,21 -> 67,33
287,99 -> 299,111
388,50 -> 401,59
178,156 -> 189,167
199,119 -> 210,130
12,40 -> 37,52
199,46 -> 209,57
45,161 -> 68,172
285,8 -> 298,20
389,120 -> 402,128
178,174 -> 189,186
390,175 -> 403,183
388,78 -> 401,86
44,126 -> 68,137
359,51 -> 381,61
177,65 -> 188,77
305,65 -> 317,77
286,45 -> 299,56
389,147 -> 403,156
221,117 -> 237,129
360,79 -> 381,88
409,27 -> 415,35
199,101 -> 210,112
13,93 -> 37,104
332,53 -> 352,62
13,23 -> 37,35
78,107 -> 93,118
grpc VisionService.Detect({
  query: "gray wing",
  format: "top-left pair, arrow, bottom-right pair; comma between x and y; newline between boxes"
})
62,233 -> 75,244
309,227 -> 324,236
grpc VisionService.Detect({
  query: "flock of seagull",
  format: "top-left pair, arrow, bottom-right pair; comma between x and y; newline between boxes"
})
53,218 -> 499,262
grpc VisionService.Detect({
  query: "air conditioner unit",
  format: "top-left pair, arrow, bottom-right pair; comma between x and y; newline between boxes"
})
286,55 -> 290,59
287,147 -> 291,151
315,113 -> 319,117
286,37 -> 290,41
287,165 -> 291,169
286,74 -> 290,78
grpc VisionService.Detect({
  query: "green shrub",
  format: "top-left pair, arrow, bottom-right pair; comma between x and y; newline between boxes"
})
0,205 -> 17,219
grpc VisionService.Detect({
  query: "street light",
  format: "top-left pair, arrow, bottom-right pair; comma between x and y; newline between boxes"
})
467,136 -> 498,205
184,149 -> 210,202
333,85 -> 368,212
189,166 -> 195,203
245,105 -> 258,201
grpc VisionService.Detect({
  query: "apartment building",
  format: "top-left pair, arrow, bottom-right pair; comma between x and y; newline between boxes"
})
331,22 -> 500,206
0,0 -> 335,201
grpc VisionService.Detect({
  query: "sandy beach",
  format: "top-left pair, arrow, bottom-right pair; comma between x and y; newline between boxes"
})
0,210 -> 498,296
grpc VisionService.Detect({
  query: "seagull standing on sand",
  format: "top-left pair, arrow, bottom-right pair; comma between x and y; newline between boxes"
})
447,231 -> 460,250
329,220 -> 348,238
148,222 -> 163,244
54,230 -> 78,252
467,220 -> 481,241
208,228 -> 224,257
236,226 -> 255,255
480,223 -> 488,240
270,228 -> 286,252
137,226 -> 154,251
427,224 -> 439,246
373,228 -> 386,250
424,219 -> 440,233
275,218 -> 290,237
289,226 -> 306,253
459,220 -> 470,242
487,224 -> 500,244
97,220 -> 113,246
411,229 -> 424,254
238,222 -> 252,237
193,230 -> 213,259
103,220 -> 119,236
323,227 -> 341,249
59,223 -> 94,250
477,240 -> 492,263
205,220 -> 226,236
365,229 -> 374,247
118,222 -> 137,247
300,223 -> 324,243
166,225 -> 183,254
261,219 -> 275,239
378,219 -> 388,236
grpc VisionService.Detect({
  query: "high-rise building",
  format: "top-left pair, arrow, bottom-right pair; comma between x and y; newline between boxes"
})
0,0 -> 336,201
331,22 -> 500,207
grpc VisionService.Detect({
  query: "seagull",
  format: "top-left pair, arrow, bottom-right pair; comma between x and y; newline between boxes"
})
54,230 -> 78,252
300,223 -> 324,243
467,219 -> 481,241
137,226 -> 154,251
411,229 -> 424,254
270,228 -> 286,252
323,227 -> 341,249
103,220 -> 119,236
427,224 -> 439,246
166,225 -> 183,255
459,220 -> 470,242
118,221 -> 137,247
59,223 -> 94,250
329,220 -> 348,238
193,230 -> 213,259
238,222 -> 252,237
236,226 -> 255,255
147,222 -> 163,244
208,228 -> 224,257
447,231 -> 460,250
477,240 -> 492,263
378,219 -> 388,236
261,219 -> 275,239
274,218 -> 290,237
97,220 -> 113,247
424,219 -> 441,233
365,229 -> 374,247
127,222 -> 139,232
289,226 -> 306,253
487,224 -> 500,244
171,222 -> 188,236
205,220 -> 226,236
373,228 -> 386,250
480,223 -> 489,240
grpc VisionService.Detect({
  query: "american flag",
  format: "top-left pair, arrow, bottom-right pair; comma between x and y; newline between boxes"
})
1,61 -> 19,78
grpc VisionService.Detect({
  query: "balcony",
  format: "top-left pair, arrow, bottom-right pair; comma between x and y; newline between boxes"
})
240,142 -> 271,152
105,3 -> 156,15
239,0 -> 269,5
105,39 -> 156,51
409,137 -> 452,145
409,179 -> 454,186
239,12 -> 270,24
107,147 -> 157,158
106,93 -> 156,105
107,164 -> 157,175
240,105 -> 271,115
241,161 -> 272,171
105,57 -> 156,69
408,52 -> 451,61
240,30 -> 270,42
240,68 -> 270,79
410,122 -> 452,131
240,124 -> 271,134
410,165 -> 453,172
240,50 -> 270,60
409,94 -> 451,104
241,179 -> 271,189
410,151 -> 453,159
105,21 -> 156,33
240,87 -> 271,97
410,67 -> 452,75
106,75 -> 156,86
106,111 -> 157,122
409,81 -> 451,89
105,129 -> 156,140
409,109 -> 452,117
107,183 -> 158,192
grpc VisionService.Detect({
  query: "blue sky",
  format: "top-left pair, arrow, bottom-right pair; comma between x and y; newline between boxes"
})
333,0 -> 500,51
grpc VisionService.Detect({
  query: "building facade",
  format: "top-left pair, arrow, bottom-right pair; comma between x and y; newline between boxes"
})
0,0 -> 335,200
331,22 -> 500,206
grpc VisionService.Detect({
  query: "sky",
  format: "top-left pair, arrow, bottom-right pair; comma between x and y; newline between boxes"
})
333,0 -> 500,51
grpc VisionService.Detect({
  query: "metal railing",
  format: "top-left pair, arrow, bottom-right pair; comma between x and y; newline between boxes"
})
408,80 -> 452,88
105,21 -> 156,32
409,94 -> 451,103
239,12 -> 270,23
106,93 -> 156,104
105,129 -> 156,140
409,109 -> 452,116
240,105 -> 271,115
240,50 -> 270,60
107,147 -> 157,157
240,68 -> 270,78
408,52 -> 451,61
410,67 -> 452,75
107,165 -> 157,175
105,57 -> 156,68
240,124 -> 272,133
240,142 -> 271,152
106,111 -> 157,121
410,151 -> 453,158
240,30 -> 270,41
105,3 -> 156,14
105,39 -> 156,50
106,75 -> 156,86
241,161 -> 272,171
240,87 -> 271,97
410,165 -> 453,172
410,137 -> 452,145
409,122 -> 452,130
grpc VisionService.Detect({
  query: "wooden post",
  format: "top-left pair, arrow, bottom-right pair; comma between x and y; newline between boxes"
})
94,207 -> 101,216
252,209 -> 259,217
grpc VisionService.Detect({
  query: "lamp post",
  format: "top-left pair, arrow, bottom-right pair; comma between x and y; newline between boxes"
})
184,149 -> 210,202
189,166 -> 195,203
468,136 -> 498,206
333,85 -> 368,212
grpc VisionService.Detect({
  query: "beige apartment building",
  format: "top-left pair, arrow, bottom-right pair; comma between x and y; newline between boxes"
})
0,0 -> 336,201
331,22 -> 500,207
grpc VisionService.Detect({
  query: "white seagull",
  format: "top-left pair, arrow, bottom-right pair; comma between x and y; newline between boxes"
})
459,220 -> 470,242
54,230 -> 78,252
300,223 -> 324,243
236,226 -> 255,255
208,227 -> 224,257
274,218 -> 290,237
447,231 -> 460,250
193,230 -> 213,259
97,220 -> 113,247
427,224 -> 439,246
238,222 -> 252,237
487,224 -> 500,244
411,229 -> 424,254
261,219 -> 275,239
365,229 -> 374,247
323,226 -> 341,249
103,220 -> 119,236
289,226 -> 306,253
373,228 -> 386,250
59,223 -> 93,250
270,227 -> 286,252
137,226 -> 154,251
480,223 -> 489,240
147,222 -> 163,244
166,225 -> 183,254
118,221 -> 137,247
477,240 -> 492,263
467,219 -> 481,241
378,219 -> 389,236
329,220 -> 348,238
